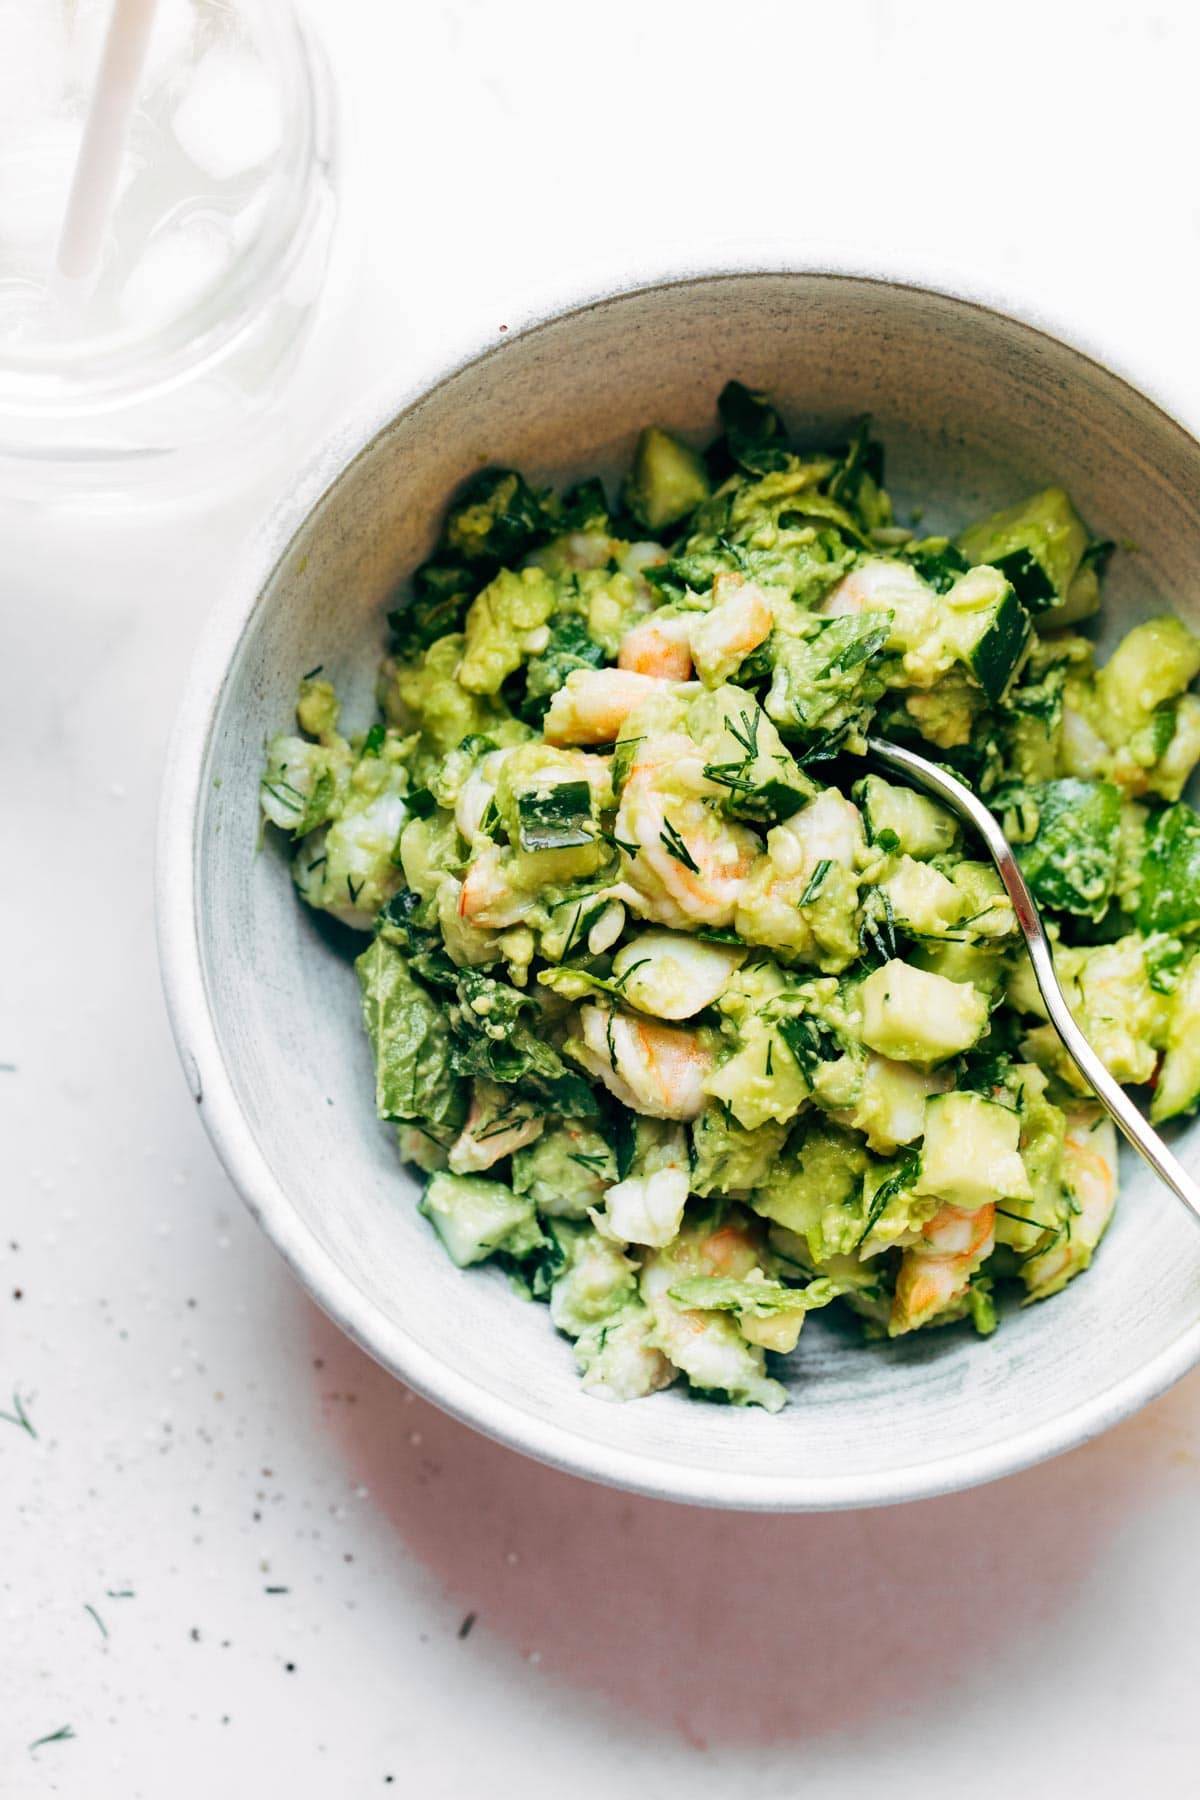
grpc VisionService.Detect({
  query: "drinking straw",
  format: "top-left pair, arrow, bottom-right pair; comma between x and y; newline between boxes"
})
51,0 -> 160,303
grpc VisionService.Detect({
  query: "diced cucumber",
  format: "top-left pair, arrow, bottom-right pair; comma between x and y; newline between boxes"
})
1137,801 -> 1200,936
909,938 -> 1007,998
854,773 -> 959,859
623,426 -> 711,531
858,960 -> 990,1064
839,1053 -> 949,1153
420,1171 -> 544,1267
878,856 -> 965,936
516,780 -> 595,852
956,487 -> 1090,614
1016,778 -> 1121,919
941,565 -> 1033,703
1151,955 -> 1200,1122
915,1092 -> 1033,1211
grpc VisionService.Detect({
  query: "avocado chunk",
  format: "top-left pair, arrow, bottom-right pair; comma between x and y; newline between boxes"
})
623,426 -> 712,531
956,487 -> 1090,615
1096,617 -> 1200,744
859,960 -> 989,1063
915,1092 -> 1033,1211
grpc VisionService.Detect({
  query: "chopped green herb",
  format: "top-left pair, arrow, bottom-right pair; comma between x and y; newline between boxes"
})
659,817 -> 700,874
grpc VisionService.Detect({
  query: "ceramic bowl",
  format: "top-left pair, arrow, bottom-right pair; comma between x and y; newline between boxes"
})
157,266 -> 1200,1510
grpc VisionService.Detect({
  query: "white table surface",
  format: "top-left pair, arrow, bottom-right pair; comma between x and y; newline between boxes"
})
7,2 -> 1200,1793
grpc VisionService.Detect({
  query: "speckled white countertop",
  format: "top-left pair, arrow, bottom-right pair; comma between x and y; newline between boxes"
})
7,2 -> 1200,1794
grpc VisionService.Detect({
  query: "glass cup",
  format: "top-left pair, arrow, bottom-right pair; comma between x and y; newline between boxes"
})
0,0 -> 338,500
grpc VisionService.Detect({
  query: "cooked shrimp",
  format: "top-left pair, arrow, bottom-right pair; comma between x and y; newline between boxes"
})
596,1166 -> 690,1247
616,736 -> 759,928
823,556 -> 937,641
448,1081 -> 544,1174
543,668 -> 677,745
639,1212 -> 786,1411
890,1202 -> 995,1335
457,843 -> 530,928
1022,1110 -> 1118,1300
618,612 -> 695,680
572,1003 -> 713,1120
611,929 -> 745,1020
689,575 -> 774,686
734,787 -> 864,957
454,746 -> 512,842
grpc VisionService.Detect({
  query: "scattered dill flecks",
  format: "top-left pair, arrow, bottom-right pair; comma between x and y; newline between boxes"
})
264,1585 -> 290,1595
457,1611 -> 477,1640
0,1391 -> 36,1438
105,1588 -> 135,1600
29,1725 -> 74,1752
302,664 -> 324,680
84,1603 -> 108,1639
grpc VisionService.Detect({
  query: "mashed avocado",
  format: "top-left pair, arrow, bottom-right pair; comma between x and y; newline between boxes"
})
259,383 -> 1200,1411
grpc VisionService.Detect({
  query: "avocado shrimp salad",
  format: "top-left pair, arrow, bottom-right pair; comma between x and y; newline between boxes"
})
260,383 -> 1200,1413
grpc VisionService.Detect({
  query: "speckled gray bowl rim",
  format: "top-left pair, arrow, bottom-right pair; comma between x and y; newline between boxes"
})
156,255 -> 1200,1511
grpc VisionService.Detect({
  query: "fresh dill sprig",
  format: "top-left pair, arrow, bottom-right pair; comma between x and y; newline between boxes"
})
0,1391 -> 36,1438
29,1725 -> 74,1753
659,817 -> 700,874
798,858 -> 832,907
725,708 -> 760,761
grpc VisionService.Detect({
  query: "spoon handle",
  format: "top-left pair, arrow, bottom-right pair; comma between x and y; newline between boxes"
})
865,736 -> 1200,1225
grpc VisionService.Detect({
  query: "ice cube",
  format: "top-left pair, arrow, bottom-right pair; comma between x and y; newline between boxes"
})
118,214 -> 233,329
170,46 -> 283,181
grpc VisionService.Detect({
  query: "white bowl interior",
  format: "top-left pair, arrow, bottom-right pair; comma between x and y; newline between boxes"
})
183,273 -> 1200,1507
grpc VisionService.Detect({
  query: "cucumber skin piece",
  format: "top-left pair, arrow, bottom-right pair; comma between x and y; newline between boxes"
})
1017,778 -> 1121,919
624,427 -> 711,531
956,487 -> 1089,614
1137,802 -> 1200,936
967,586 -> 1033,704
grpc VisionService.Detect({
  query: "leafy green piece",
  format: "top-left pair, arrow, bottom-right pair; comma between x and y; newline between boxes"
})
558,478 -> 610,534
375,888 -> 458,989
355,939 -> 466,1133
776,1010 -> 843,1081
826,418 -> 890,530
450,970 -> 600,1116
388,562 -> 476,658
907,538 -> 969,594
443,468 -> 552,568
668,1274 -> 840,1316
517,780 -> 595,852
520,614 -> 606,722
855,1149 -> 920,1250
716,381 -> 792,475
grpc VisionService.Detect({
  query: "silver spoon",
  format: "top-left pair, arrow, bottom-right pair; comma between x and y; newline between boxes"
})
865,734 -> 1200,1224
